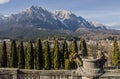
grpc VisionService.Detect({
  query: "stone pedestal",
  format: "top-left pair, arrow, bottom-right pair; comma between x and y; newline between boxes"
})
79,57 -> 105,79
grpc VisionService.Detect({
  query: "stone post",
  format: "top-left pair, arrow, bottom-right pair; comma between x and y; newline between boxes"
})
12,68 -> 19,79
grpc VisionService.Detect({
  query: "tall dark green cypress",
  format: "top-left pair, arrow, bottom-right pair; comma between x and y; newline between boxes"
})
53,40 -> 60,69
112,40 -> 120,67
70,39 -> 78,69
44,40 -> 51,70
79,38 -> 88,57
35,39 -> 44,70
65,59 -> 70,70
10,40 -> 18,68
18,41 -> 25,69
26,41 -> 34,69
62,40 -> 69,69
71,39 -> 78,54
1,41 -> 7,67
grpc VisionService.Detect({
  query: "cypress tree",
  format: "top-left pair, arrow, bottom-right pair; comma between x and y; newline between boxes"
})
69,39 -> 78,69
62,40 -> 69,69
35,39 -> 44,70
18,41 -> 25,69
65,59 -> 70,70
53,40 -> 60,69
112,40 -> 120,67
71,39 -> 78,54
26,41 -> 34,69
10,40 -> 18,68
44,40 -> 51,70
1,41 -> 7,67
79,38 -> 88,57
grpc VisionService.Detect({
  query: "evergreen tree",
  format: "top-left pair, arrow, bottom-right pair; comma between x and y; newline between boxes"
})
53,40 -> 60,69
1,41 -> 7,67
26,41 -> 34,69
10,40 -> 18,68
69,39 -> 78,69
62,40 -> 69,69
44,40 -> 51,70
71,39 -> 78,54
112,40 -> 120,67
35,39 -> 44,70
79,38 -> 88,57
65,59 -> 70,70
18,41 -> 25,69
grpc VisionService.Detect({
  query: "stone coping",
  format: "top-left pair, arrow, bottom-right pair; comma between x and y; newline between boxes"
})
0,68 -> 19,70
82,57 -> 101,62
101,70 -> 120,77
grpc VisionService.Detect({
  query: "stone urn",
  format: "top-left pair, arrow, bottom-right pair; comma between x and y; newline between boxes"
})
80,57 -> 105,79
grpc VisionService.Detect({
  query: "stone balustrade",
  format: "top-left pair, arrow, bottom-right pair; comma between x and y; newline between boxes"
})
0,68 -> 120,79
0,68 -> 80,79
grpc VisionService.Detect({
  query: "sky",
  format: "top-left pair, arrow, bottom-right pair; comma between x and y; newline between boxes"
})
0,0 -> 120,29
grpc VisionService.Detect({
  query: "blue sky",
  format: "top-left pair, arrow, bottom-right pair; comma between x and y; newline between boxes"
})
0,0 -> 120,29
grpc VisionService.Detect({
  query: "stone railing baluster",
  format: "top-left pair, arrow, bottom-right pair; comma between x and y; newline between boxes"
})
49,75 -> 52,79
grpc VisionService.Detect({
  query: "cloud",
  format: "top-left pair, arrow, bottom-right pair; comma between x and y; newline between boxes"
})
0,0 -> 10,4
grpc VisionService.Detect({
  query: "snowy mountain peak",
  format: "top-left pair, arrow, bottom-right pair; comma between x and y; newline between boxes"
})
55,10 -> 72,15
29,6 -> 47,11
0,15 -> 8,20
54,10 -> 77,20
90,21 -> 104,27
22,6 -> 49,14
90,21 -> 107,30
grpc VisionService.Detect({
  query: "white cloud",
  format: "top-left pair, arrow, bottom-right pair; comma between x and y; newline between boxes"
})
0,0 -> 10,4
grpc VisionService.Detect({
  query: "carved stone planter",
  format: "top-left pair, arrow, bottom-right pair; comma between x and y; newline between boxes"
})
80,57 -> 105,79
